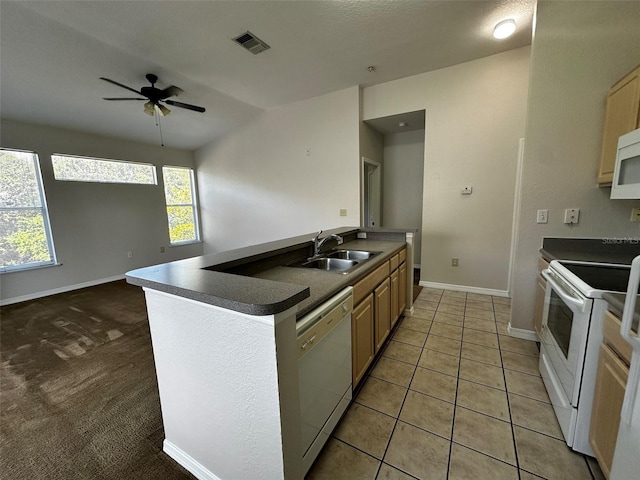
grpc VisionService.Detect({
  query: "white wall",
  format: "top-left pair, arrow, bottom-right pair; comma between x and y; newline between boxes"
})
195,87 -> 360,254
0,120 -> 202,303
363,47 -> 531,293
381,129 -> 425,265
511,1 -> 640,330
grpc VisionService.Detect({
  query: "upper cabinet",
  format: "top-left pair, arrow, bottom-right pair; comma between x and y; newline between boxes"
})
598,64 -> 640,185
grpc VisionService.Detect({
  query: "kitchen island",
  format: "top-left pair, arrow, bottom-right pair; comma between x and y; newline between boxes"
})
126,227 -> 415,480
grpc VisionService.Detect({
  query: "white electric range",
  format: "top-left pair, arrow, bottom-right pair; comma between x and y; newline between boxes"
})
540,260 -> 631,456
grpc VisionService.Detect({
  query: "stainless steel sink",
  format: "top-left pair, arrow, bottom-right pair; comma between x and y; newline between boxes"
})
295,257 -> 358,272
325,249 -> 380,261
287,249 -> 381,273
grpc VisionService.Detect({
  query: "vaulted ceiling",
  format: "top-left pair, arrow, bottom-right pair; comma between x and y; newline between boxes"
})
0,1 -> 535,150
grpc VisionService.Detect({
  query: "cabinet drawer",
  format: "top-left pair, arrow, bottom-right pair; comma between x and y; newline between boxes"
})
399,248 -> 406,264
353,261 -> 390,305
603,310 -> 632,365
389,254 -> 399,272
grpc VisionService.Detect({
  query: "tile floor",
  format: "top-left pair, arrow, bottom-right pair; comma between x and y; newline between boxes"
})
306,288 -> 604,480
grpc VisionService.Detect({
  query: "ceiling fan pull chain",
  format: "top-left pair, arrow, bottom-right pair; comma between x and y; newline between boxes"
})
157,112 -> 165,147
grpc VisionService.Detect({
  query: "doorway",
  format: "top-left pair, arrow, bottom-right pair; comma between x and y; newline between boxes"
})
362,157 -> 381,227
361,110 -> 425,269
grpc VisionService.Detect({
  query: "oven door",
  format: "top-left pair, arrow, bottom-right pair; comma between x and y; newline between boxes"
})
540,269 -> 592,442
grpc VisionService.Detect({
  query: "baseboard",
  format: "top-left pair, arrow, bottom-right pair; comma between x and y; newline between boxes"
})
163,440 -> 221,480
0,275 -> 126,306
419,281 -> 509,298
507,324 -> 539,342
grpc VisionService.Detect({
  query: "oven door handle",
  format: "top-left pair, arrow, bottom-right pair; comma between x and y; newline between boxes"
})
541,269 -> 588,314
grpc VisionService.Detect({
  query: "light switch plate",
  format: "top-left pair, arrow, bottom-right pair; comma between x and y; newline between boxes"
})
536,209 -> 548,224
340,209 -> 347,216
631,208 -> 640,222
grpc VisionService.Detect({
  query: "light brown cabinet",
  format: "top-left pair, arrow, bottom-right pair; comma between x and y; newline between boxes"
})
374,278 -> 391,352
598,64 -> 640,185
390,269 -> 399,328
398,261 -> 407,317
351,246 -> 407,389
351,294 -> 374,388
534,274 -> 546,336
533,258 -> 549,337
590,310 -> 631,479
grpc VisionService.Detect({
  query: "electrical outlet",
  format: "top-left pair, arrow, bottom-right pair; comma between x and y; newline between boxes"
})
631,208 -> 640,222
536,209 -> 548,224
563,209 -> 580,225
357,232 -> 367,239
451,258 -> 459,267
127,251 -> 133,258
306,148 -> 311,157
160,246 -> 166,253
340,209 -> 347,216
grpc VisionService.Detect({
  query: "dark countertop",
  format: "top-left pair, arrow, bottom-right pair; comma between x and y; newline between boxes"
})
126,227 -> 410,318
252,238 -> 406,318
540,237 -> 640,264
602,292 -> 640,334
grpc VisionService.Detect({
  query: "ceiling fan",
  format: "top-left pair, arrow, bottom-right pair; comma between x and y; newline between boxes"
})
100,73 -> 206,117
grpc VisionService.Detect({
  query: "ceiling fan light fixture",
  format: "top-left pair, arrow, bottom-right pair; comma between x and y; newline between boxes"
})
493,19 -> 516,39
143,101 -> 155,116
158,104 -> 170,117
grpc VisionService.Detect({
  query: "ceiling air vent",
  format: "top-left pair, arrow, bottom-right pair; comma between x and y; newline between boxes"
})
233,31 -> 270,55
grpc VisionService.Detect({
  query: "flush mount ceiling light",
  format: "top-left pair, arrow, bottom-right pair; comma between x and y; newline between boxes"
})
493,19 -> 516,39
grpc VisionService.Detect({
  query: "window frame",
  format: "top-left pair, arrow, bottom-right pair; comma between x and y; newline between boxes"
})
51,153 -> 157,185
0,148 -> 57,273
162,165 -> 201,246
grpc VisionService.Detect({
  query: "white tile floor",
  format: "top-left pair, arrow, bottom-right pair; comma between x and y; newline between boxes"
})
306,288 -> 605,480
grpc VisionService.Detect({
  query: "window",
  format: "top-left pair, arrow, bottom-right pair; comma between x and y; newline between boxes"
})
0,149 -> 57,272
51,154 -> 156,184
163,166 -> 199,245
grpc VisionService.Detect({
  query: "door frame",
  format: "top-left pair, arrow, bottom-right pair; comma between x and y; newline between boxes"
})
361,156 -> 382,227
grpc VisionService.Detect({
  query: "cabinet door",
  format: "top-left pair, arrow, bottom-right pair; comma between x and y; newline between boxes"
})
398,262 -> 407,316
390,269 -> 399,328
533,274 -> 546,336
590,344 -> 629,479
352,294 -> 374,389
598,67 -> 640,184
374,278 -> 391,353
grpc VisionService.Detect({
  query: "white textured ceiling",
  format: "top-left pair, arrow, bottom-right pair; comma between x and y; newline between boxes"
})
0,1 -> 535,150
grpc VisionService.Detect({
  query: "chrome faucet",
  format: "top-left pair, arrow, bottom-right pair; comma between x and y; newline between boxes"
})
312,230 -> 343,258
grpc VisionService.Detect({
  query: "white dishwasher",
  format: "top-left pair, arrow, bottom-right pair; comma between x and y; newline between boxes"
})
297,286 -> 353,475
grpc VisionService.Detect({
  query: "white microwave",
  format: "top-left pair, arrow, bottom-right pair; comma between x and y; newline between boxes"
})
611,127 -> 640,199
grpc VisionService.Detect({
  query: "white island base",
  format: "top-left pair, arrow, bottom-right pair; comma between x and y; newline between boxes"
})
144,288 -> 303,480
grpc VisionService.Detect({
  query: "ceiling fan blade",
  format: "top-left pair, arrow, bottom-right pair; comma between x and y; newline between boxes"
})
100,77 -> 143,96
159,85 -> 183,100
164,99 -> 206,113
103,97 -> 146,101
